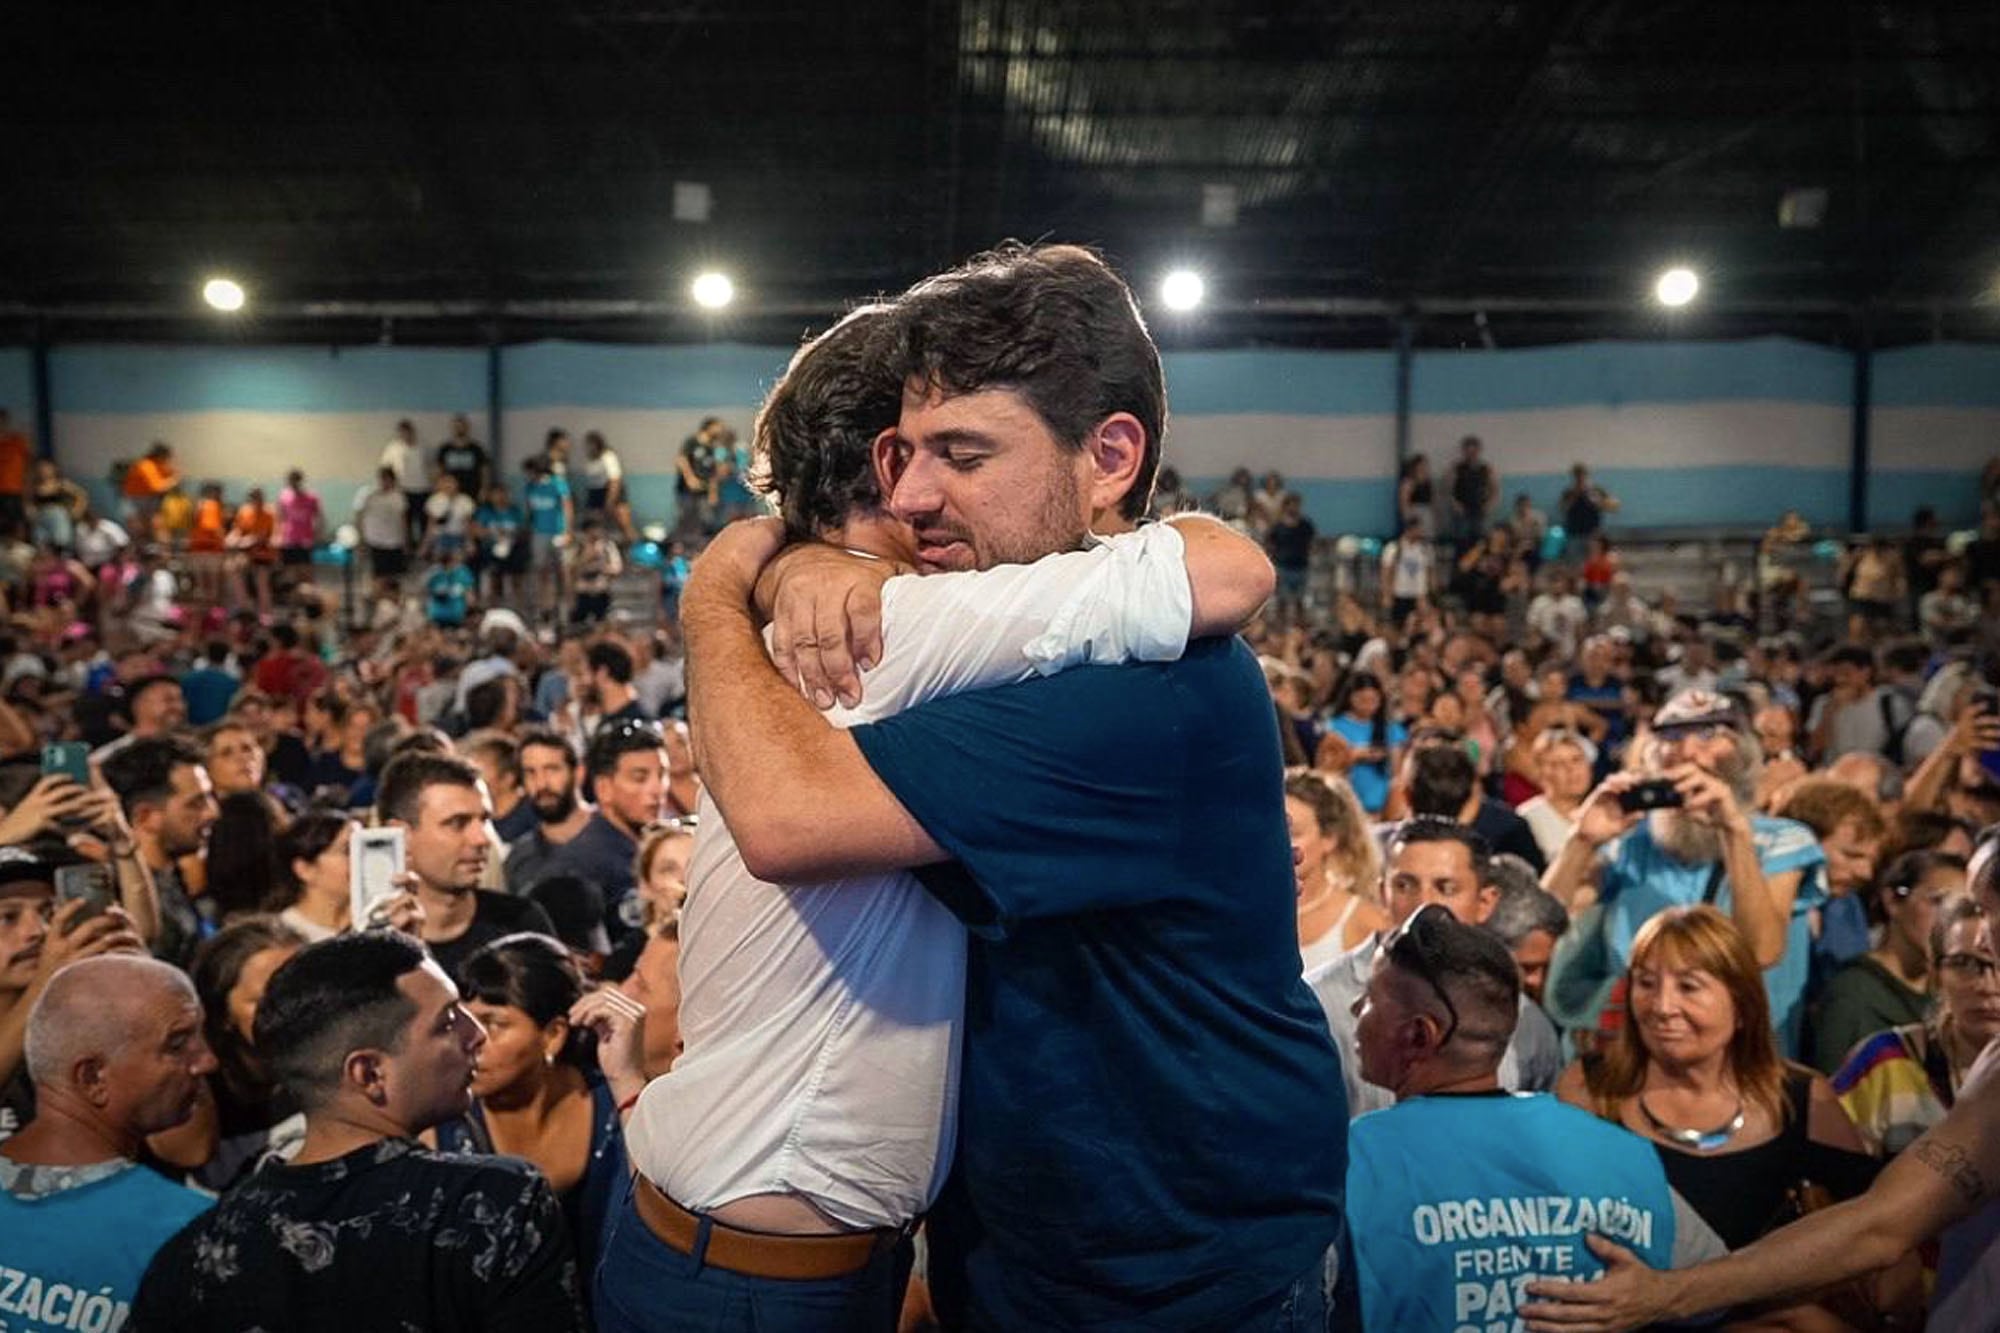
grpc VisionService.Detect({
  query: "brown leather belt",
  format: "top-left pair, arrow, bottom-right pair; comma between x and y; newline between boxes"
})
631,1174 -> 894,1281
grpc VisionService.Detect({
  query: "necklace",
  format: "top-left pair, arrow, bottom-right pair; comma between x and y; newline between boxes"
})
1638,1092 -> 1745,1151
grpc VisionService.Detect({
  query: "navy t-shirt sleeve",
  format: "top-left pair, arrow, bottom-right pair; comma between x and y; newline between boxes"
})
851,665 -> 1187,936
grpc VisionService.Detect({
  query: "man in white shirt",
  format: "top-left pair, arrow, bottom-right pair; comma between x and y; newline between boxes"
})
422,473 -> 476,558
602,305 -> 1276,1333
353,466 -> 410,581
1528,567 -> 1590,661
1380,515 -> 1434,628
379,418 -> 424,544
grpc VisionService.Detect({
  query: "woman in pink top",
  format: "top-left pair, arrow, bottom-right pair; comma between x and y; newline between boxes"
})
275,469 -> 322,576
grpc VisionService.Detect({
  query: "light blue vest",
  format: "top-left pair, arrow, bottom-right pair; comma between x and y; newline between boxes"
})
1347,1093 -> 1676,1332
0,1164 -> 210,1332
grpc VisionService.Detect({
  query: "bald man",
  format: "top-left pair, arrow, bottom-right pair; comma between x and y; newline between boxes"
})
0,955 -> 214,1330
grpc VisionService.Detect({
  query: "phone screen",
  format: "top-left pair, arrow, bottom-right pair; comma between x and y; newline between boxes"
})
54,864 -> 117,919
41,743 -> 91,787
1977,691 -> 2000,784
349,827 -> 406,926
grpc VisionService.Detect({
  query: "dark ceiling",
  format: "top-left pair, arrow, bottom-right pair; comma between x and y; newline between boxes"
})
7,0 -> 2000,348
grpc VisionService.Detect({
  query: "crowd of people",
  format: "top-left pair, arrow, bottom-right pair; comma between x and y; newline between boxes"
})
0,409 -> 731,645
0,243 -> 1997,1333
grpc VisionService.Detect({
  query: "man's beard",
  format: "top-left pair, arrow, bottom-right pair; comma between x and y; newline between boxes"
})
1651,744 -> 1754,867
1653,811 -> 1724,866
531,785 -> 577,824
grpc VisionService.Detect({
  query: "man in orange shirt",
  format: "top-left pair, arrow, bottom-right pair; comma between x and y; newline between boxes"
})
0,408 -> 31,534
228,486 -> 279,615
122,441 -> 178,531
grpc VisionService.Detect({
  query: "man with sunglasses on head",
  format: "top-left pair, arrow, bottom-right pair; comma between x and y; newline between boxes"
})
613,251 -> 1342,1333
1311,817 -> 1563,1118
1543,689 -> 1825,1057
1347,905 -> 1725,1332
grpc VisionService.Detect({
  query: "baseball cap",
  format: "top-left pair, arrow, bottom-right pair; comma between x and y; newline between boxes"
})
0,847 -> 57,899
1652,689 -> 1743,735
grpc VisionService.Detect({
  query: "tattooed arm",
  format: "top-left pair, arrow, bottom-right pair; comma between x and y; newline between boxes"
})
1521,1042 -> 2000,1331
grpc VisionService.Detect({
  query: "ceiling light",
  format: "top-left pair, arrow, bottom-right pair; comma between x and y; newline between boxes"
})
202,277 -> 246,313
1160,269 -> 1205,312
1654,267 -> 1699,308
691,271 -> 735,310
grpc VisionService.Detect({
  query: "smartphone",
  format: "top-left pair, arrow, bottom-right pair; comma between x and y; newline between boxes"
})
54,863 -> 117,921
1619,778 -> 1686,813
349,826 -> 406,928
40,743 -> 91,787
1974,687 -> 2000,785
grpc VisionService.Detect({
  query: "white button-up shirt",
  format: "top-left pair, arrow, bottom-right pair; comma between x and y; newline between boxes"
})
626,524 -> 1195,1228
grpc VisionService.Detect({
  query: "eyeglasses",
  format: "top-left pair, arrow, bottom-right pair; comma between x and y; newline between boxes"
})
1657,723 -> 1727,742
1382,904 -> 1461,1048
646,814 -> 698,837
1940,953 -> 2000,983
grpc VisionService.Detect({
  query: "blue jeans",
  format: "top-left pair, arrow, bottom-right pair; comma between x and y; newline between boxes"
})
594,1180 -> 904,1333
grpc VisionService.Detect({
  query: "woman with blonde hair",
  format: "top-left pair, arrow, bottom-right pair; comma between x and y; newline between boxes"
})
631,816 -> 696,930
1285,770 -> 1389,972
1558,905 -> 1895,1325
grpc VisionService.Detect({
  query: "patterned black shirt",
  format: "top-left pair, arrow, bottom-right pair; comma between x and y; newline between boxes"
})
131,1137 -> 585,1333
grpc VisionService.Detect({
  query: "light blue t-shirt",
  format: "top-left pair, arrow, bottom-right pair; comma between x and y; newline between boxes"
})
1329,715 -> 1407,814
0,1158 -> 211,1332
525,476 -> 569,535
1347,1093 -> 1678,1333
1598,814 -> 1826,1057
475,502 -> 523,543
426,565 -> 475,626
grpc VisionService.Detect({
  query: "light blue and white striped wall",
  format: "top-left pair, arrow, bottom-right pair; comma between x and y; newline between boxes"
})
1871,345 -> 2000,529
1409,339 -> 1856,530
9,337 -> 1997,537
46,345 -> 491,518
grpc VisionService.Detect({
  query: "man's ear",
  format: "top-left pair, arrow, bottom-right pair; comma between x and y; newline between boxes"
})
74,1055 -> 113,1108
871,429 -> 908,502
1475,884 -> 1500,925
345,1049 -> 390,1106
1084,414 -> 1147,519
1408,1011 -> 1450,1061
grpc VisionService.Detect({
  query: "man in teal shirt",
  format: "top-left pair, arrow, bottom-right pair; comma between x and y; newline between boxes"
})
523,456 -> 573,622
1346,907 -> 1723,1331
0,954 -> 214,1332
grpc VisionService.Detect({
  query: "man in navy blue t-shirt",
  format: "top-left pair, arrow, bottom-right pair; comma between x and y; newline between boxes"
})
682,244 -> 1352,1331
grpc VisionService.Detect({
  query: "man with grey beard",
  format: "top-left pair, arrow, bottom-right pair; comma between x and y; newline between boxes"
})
1543,690 -> 1827,1057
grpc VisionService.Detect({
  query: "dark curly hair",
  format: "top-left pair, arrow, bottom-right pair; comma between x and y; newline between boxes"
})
893,242 -> 1165,521
751,304 -> 904,540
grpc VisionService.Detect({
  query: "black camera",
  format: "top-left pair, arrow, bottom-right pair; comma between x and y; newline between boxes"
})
1618,778 -> 1685,813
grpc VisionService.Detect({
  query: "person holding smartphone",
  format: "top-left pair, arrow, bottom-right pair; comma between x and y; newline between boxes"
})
0,766 -> 160,949
0,847 -> 147,1137
1542,691 -> 1827,1057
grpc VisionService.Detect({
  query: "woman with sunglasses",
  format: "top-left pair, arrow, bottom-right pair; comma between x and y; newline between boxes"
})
1812,850 -> 1966,1074
1558,906 -> 1890,1326
1833,892 -> 1996,1160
